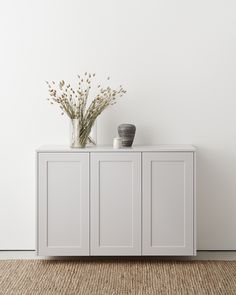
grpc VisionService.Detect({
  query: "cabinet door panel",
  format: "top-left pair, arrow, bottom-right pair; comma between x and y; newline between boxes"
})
142,152 -> 194,255
37,153 -> 89,256
91,152 -> 141,255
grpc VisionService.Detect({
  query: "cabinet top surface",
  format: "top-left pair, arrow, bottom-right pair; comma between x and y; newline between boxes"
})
37,144 -> 196,152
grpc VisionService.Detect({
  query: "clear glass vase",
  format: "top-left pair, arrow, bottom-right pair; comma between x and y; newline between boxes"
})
70,119 -> 97,148
70,119 -> 82,148
87,121 -> 97,146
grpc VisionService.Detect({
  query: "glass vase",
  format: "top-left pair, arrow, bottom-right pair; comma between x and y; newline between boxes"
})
70,119 -> 83,148
87,121 -> 97,146
70,119 -> 97,148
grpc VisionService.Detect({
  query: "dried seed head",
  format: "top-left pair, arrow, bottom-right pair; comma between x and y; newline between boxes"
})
45,75 -> 126,121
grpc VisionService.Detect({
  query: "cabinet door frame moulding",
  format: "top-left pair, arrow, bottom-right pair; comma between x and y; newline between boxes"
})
142,151 -> 195,256
90,152 -> 142,256
37,152 -> 89,256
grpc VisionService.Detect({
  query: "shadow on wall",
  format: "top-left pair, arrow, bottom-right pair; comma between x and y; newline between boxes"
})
134,125 -> 155,145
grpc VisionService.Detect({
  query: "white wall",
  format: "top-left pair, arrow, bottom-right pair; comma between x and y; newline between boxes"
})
0,0 -> 236,249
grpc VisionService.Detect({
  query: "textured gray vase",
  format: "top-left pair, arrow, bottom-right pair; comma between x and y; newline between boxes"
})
118,124 -> 136,147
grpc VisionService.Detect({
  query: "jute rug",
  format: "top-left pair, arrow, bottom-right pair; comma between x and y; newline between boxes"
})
0,259 -> 235,295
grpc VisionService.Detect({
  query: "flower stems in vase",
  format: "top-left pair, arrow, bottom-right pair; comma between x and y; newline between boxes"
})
46,73 -> 126,148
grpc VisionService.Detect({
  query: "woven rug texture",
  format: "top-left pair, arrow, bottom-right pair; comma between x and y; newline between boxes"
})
0,260 -> 235,295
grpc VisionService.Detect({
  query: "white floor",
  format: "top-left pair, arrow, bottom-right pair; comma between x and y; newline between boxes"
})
0,251 -> 236,260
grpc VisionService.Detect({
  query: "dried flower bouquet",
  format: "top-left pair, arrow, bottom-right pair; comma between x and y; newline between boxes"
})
46,73 -> 126,148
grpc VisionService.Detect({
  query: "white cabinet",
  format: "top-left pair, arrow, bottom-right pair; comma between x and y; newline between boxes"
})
91,153 -> 141,255
37,153 -> 89,256
142,152 -> 194,255
36,145 -> 196,256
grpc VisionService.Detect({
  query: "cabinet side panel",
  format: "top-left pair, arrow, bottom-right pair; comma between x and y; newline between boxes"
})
36,152 -> 39,255
194,151 -> 197,255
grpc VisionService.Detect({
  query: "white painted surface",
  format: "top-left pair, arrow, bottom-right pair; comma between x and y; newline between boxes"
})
37,148 -> 194,256
91,152 -> 141,255
142,152 -> 194,255
37,153 -> 89,256
37,144 -> 196,152
0,0 -> 236,250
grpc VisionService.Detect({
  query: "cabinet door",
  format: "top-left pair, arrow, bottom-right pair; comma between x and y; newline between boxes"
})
91,152 -> 141,255
142,152 -> 194,255
37,153 -> 89,256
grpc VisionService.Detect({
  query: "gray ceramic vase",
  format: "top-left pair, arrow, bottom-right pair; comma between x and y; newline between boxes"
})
118,124 -> 136,147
